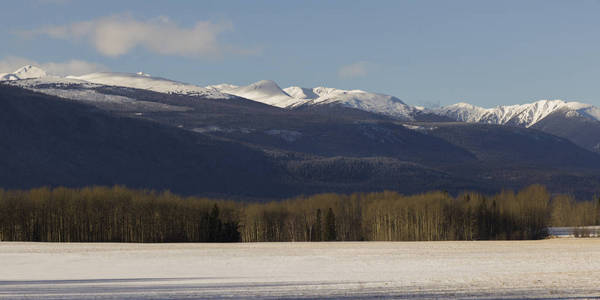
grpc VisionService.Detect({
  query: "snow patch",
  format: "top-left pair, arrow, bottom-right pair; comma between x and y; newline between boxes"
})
265,129 -> 302,142
193,126 -> 254,134
402,124 -> 437,132
547,226 -> 600,238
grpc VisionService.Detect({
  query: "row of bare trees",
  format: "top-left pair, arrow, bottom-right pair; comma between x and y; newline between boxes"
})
240,185 -> 559,241
0,186 -> 239,242
1,185 -> 598,242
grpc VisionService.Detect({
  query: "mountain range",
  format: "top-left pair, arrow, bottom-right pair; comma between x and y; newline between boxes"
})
1,65 -> 600,199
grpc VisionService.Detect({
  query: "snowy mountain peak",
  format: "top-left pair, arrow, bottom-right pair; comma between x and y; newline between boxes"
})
0,65 -> 47,81
245,80 -> 289,95
306,87 -> 414,119
206,82 -> 415,119
309,86 -> 406,105
436,99 -> 599,127
206,80 -> 304,108
13,65 -> 47,79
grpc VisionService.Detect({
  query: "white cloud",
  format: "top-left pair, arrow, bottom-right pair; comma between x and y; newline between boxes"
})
24,15 -> 236,58
0,56 -> 108,76
0,56 -> 34,73
338,61 -> 370,79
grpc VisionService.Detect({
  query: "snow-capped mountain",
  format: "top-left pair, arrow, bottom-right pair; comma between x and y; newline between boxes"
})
68,72 -> 230,99
435,100 -> 600,127
0,65 -> 47,81
290,86 -> 417,120
3,64 -> 600,152
1,66 -> 229,99
434,100 -> 600,153
207,80 -> 303,107
0,66 -> 230,113
1,66 -> 416,120
207,81 -> 417,120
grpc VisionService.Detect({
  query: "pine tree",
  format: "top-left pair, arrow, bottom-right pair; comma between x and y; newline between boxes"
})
208,204 -> 222,242
597,197 -> 600,225
325,208 -> 337,241
313,209 -> 322,241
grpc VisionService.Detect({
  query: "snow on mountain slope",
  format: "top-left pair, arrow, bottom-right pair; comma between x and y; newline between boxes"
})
1,66 -> 100,91
435,100 -> 600,127
68,72 -> 231,99
434,102 -> 488,123
281,86 -> 416,120
0,73 -> 19,81
283,86 -> 319,100
576,106 -> 600,120
208,81 -> 416,119
0,65 -> 47,81
4,64 -> 598,127
207,80 -> 304,107
4,76 -> 190,112
306,87 -> 416,120
1,66 -> 204,112
13,65 -> 47,79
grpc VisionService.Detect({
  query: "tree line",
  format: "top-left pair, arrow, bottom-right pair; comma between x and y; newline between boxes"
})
0,185 -> 598,242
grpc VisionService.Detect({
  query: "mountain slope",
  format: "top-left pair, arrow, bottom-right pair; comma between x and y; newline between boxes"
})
85,83 -> 600,197
2,83 -> 600,198
532,108 -> 600,153
3,66 -> 600,198
0,84 -> 287,198
68,72 -> 230,99
0,84 -> 485,198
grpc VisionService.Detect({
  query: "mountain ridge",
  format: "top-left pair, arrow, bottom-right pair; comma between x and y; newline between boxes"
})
3,75 -> 600,198
3,65 -> 600,153
3,64 -> 599,126
434,99 -> 600,127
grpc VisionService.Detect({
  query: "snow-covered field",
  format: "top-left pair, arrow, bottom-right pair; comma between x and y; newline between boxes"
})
1,239 -> 599,299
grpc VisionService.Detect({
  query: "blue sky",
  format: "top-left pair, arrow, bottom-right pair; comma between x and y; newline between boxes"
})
2,0 -> 600,107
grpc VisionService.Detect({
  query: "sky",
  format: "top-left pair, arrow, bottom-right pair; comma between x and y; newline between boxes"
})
2,0 -> 600,107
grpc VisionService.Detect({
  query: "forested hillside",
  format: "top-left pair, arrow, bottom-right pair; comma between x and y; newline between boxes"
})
3,84 -> 600,199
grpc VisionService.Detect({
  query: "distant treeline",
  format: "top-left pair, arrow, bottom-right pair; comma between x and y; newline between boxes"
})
0,185 -> 599,242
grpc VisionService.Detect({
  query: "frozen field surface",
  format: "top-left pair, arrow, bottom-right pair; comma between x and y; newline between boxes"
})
1,239 -> 599,299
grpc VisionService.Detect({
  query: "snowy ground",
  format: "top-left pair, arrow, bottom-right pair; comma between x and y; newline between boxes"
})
1,239 -> 599,299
